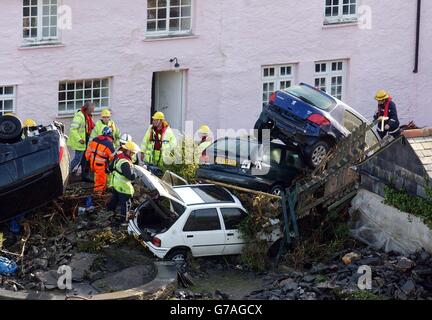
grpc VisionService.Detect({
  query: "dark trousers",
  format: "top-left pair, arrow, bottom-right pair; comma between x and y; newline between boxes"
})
107,189 -> 132,217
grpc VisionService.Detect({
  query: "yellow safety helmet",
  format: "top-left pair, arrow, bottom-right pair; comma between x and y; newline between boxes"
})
152,111 -> 165,120
375,89 -> 389,101
124,141 -> 141,154
101,109 -> 111,117
198,125 -> 210,135
24,119 -> 37,127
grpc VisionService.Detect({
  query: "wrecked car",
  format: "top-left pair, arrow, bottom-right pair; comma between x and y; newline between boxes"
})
0,115 -> 70,222
128,167 -> 281,262
254,83 -> 379,167
196,136 -> 305,196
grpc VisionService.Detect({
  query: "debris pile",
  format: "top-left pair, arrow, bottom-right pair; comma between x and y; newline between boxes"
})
244,248 -> 432,300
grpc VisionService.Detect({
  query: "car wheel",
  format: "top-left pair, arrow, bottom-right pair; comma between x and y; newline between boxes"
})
166,248 -> 188,264
270,185 -> 284,197
0,115 -> 22,143
254,118 -> 274,142
307,141 -> 330,168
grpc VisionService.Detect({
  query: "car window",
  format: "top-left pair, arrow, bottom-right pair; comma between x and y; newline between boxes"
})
158,197 -> 186,218
286,85 -> 336,111
192,185 -> 234,203
183,208 -> 221,232
285,150 -> 303,169
262,147 -> 282,164
343,111 -> 379,147
221,208 -> 247,230
343,110 -> 363,132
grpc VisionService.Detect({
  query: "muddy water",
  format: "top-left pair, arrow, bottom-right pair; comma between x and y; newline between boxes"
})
189,270 -> 264,300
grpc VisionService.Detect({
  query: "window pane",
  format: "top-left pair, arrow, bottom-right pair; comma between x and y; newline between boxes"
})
58,92 -> 65,101
158,20 -> 166,30
170,7 -> 180,18
158,8 -> 166,19
4,87 -> 14,95
180,18 -> 190,31
148,0 -> 157,8
148,9 -> 156,19
147,21 -> 156,31
183,209 -> 221,232
181,6 -> 191,17
221,208 -> 247,230
3,100 -> 13,111
101,98 -> 109,107
84,81 -> 92,89
171,0 -> 180,6
169,18 -> 179,31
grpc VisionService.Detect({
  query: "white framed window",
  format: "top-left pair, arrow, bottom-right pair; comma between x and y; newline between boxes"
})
146,0 -> 193,37
262,65 -> 295,107
324,0 -> 357,24
314,60 -> 346,100
58,78 -> 110,115
23,0 -> 59,44
0,86 -> 16,116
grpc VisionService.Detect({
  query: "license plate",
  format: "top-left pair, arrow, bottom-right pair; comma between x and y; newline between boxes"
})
216,156 -> 237,166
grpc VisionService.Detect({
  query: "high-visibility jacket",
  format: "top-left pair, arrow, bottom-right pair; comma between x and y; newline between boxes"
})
67,111 -> 87,151
90,119 -> 121,147
196,137 -> 213,163
112,157 -> 135,195
85,136 -> 115,169
141,124 -> 176,166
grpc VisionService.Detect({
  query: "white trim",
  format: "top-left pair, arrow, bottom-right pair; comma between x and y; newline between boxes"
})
22,0 -> 60,46
314,60 -> 347,100
0,85 -> 17,115
145,0 -> 194,38
323,0 -> 358,25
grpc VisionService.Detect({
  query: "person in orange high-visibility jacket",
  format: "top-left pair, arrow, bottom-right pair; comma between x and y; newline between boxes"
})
85,126 -> 115,194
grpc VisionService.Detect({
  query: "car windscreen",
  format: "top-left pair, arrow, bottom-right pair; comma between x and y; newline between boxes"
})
285,85 -> 336,111
192,185 -> 234,203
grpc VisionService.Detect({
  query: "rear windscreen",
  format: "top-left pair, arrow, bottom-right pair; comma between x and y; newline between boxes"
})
192,185 -> 234,203
286,85 -> 336,110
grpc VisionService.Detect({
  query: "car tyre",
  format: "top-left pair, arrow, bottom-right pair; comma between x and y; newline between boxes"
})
306,141 -> 330,168
254,118 -> 274,142
270,184 -> 284,197
166,248 -> 188,264
0,115 -> 22,143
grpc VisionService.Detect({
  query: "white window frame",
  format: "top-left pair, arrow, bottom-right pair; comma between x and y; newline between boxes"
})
145,0 -> 193,37
22,0 -> 60,45
58,78 -> 111,116
314,60 -> 346,100
261,64 -> 295,107
324,0 -> 358,25
0,86 -> 17,116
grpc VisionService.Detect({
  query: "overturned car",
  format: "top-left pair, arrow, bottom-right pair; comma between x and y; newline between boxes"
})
0,115 -> 70,222
128,167 -> 281,262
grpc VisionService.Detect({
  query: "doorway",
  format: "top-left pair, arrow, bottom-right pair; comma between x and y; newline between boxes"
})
151,70 -> 186,131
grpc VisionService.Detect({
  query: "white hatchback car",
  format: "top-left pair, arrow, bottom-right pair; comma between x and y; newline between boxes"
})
128,166 -> 281,262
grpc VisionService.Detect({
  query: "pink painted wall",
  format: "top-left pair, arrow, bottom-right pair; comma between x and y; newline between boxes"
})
0,0 -> 431,143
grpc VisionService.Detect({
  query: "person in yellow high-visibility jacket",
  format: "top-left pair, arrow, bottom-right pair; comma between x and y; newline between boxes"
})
90,109 -> 121,147
140,111 -> 176,167
196,124 -> 213,164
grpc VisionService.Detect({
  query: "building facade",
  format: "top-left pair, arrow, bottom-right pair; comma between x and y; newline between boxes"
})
0,0 -> 431,142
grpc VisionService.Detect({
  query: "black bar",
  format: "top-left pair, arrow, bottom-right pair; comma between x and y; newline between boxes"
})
414,0 -> 421,73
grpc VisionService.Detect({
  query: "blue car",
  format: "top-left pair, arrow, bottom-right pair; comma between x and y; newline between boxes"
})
255,83 -> 379,167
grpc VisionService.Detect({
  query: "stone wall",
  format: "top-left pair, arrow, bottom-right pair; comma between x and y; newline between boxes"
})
359,137 -> 429,199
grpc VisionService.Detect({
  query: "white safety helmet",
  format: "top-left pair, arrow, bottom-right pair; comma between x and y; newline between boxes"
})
120,133 -> 132,145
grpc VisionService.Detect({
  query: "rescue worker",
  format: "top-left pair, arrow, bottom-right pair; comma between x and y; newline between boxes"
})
22,119 -> 37,138
140,111 -> 176,168
107,140 -> 140,219
196,124 -> 213,163
67,102 -> 95,181
107,133 -> 136,189
373,90 -> 400,139
90,109 -> 121,147
85,126 -> 115,194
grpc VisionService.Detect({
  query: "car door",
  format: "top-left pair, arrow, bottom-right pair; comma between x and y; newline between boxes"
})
220,207 -> 248,255
182,208 -> 225,257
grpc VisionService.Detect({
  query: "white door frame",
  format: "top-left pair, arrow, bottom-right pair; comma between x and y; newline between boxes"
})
154,70 -> 187,132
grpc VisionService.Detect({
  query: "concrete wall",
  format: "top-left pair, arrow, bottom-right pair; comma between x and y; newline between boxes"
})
1,0 -> 431,142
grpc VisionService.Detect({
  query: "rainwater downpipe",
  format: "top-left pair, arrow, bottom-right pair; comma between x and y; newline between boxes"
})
413,0 -> 421,73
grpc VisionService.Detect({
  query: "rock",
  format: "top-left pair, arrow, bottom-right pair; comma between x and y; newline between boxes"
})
214,289 -> 230,300
91,265 -> 155,292
303,275 -> 316,283
280,278 -> 298,292
396,257 -> 416,272
342,252 -> 361,265
401,280 -> 416,296
69,253 -> 99,282
31,246 -> 39,256
358,257 -> 382,266
67,282 -> 100,296
35,270 -> 59,290
33,258 -> 49,270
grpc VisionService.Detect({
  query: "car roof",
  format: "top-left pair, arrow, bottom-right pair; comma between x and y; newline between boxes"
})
173,184 -> 239,206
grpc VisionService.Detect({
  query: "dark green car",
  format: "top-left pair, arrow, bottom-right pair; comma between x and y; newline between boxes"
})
196,136 -> 305,196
